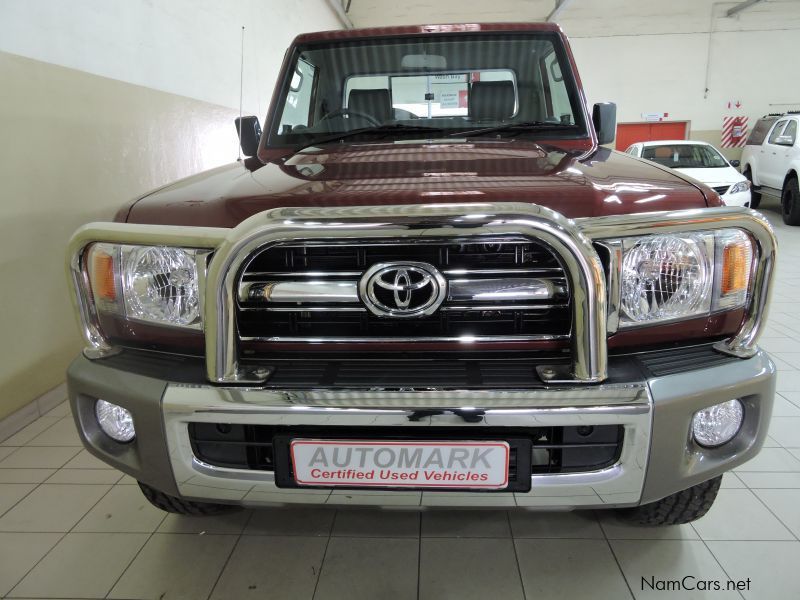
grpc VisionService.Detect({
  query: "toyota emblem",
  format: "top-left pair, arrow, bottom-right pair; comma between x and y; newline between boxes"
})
359,262 -> 447,318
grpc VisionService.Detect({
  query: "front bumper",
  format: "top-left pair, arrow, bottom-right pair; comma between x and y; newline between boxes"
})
67,347 -> 775,509
722,190 -> 753,208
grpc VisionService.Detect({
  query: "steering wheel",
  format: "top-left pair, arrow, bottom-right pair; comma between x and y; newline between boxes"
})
318,108 -> 381,128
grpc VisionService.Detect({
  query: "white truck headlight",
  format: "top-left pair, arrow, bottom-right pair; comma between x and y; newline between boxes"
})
95,399 -> 136,442
615,229 -> 754,327
86,243 -> 202,329
692,399 -> 744,447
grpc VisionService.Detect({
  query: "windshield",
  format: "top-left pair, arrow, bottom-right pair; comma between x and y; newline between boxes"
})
641,144 -> 729,169
269,33 -> 587,148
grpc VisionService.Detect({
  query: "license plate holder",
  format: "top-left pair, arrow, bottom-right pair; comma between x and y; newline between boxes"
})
273,435 -> 532,492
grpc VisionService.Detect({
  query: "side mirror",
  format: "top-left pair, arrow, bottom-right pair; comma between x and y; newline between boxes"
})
593,102 -> 617,146
730,159 -> 740,168
235,116 -> 262,157
775,135 -> 795,146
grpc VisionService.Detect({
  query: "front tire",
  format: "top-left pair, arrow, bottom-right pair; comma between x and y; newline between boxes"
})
744,168 -> 761,209
138,481 -> 238,515
617,476 -> 721,526
782,177 -> 800,225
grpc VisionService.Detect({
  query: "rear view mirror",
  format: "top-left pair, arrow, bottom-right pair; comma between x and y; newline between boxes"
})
593,102 -> 617,146
235,116 -> 262,157
290,69 -> 304,92
401,54 -> 447,69
729,159 -> 741,168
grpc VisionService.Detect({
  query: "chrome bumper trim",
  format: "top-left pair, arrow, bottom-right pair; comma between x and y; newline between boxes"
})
162,383 -> 651,508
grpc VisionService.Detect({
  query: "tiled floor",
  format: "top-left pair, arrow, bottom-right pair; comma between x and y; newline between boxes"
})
2,202 -> 800,600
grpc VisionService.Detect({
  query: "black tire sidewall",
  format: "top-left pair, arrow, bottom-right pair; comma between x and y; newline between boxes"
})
782,178 -> 800,225
744,168 -> 761,204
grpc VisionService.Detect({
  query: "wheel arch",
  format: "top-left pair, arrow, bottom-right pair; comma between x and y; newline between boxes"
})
743,161 -> 757,186
785,169 -> 798,190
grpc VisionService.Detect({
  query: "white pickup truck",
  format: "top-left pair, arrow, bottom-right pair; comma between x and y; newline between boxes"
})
741,112 -> 800,223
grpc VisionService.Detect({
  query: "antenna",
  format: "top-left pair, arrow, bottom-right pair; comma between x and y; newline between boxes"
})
238,25 -> 245,161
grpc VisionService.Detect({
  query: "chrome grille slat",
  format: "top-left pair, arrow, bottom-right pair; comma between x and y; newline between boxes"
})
239,334 -> 570,343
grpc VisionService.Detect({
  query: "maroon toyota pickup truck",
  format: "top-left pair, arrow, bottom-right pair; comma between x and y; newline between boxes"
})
66,22 -> 776,525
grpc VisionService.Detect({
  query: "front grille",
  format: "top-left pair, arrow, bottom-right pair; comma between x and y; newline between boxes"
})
188,424 -> 624,478
712,185 -> 730,195
236,240 -> 570,342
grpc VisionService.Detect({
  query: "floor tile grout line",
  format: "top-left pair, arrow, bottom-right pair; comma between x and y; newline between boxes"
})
204,530 -> 246,600
0,448 -> 83,472
84,484 -> 166,600
745,486 -> 800,542
0,531 -> 68,599
4,479 -> 120,598
310,509 -> 338,600
0,411 -> 68,447
0,482 -> 41,521
602,535 -> 636,600
595,509 -> 612,541
0,444 -> 81,522
7,526 -> 758,540
416,509 -> 422,600
101,514 -> 169,599
507,511 -> 529,600
691,527 -> 748,600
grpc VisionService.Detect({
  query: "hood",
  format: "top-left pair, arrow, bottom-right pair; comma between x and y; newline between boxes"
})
122,141 -> 715,227
674,166 -> 746,187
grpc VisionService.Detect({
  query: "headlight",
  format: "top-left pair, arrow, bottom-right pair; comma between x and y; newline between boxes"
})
728,181 -> 750,195
615,228 -> 754,327
86,243 -> 202,329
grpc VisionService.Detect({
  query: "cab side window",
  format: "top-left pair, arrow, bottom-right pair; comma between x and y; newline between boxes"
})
768,120 -> 787,145
279,58 -> 317,132
782,120 -> 797,146
541,51 -> 575,125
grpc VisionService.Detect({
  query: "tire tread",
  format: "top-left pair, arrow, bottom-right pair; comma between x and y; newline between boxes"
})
619,476 -> 722,526
782,176 -> 800,225
138,481 -> 237,515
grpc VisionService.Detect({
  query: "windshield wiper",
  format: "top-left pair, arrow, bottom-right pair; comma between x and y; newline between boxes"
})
449,120 -> 575,138
292,124 -> 446,154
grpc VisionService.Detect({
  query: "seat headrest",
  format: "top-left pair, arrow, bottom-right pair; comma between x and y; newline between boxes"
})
654,146 -> 672,158
469,81 -> 515,121
348,89 -> 392,123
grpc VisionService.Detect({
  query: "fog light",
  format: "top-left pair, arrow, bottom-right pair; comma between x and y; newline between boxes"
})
692,399 -> 743,447
95,399 -> 135,442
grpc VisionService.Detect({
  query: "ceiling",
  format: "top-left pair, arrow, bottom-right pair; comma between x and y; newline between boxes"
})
341,0 -> 796,37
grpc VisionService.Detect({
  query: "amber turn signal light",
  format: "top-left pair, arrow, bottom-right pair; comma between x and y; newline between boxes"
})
87,245 -> 118,303
92,251 -> 117,301
720,242 -> 749,296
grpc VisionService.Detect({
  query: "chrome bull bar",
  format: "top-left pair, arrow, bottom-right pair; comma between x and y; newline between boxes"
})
67,203 -> 776,385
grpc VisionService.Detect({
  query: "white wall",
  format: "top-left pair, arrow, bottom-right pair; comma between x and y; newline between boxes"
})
0,0 -> 344,115
348,0 -> 800,147
0,0 -> 344,421
566,1 -> 800,135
